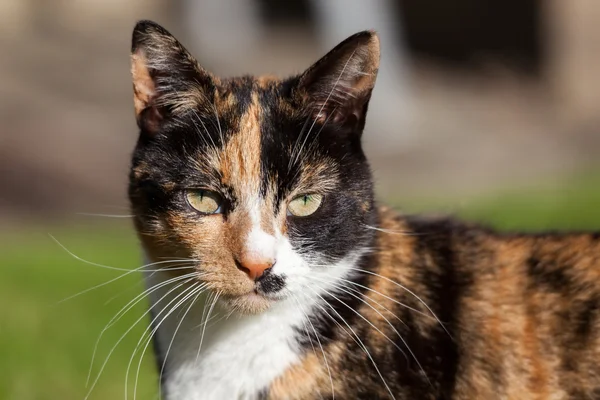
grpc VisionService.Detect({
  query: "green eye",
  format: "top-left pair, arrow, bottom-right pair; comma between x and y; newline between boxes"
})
287,194 -> 323,217
185,189 -> 222,214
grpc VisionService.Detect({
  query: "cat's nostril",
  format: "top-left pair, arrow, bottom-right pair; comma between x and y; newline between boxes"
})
235,258 -> 274,281
235,260 -> 252,277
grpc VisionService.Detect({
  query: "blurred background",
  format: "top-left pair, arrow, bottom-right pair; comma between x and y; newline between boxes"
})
1,1 -> 600,399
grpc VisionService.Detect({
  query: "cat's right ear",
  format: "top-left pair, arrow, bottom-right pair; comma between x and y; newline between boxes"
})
131,20 -> 214,136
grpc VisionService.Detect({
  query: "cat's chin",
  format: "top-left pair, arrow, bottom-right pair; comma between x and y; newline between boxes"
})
221,292 -> 275,315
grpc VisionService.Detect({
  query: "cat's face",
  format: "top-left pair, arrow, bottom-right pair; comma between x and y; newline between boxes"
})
128,21 -> 380,314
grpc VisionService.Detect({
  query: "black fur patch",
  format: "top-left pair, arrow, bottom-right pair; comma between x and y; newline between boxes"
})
256,269 -> 286,294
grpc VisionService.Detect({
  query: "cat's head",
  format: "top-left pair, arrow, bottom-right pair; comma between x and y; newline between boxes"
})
128,20 -> 380,314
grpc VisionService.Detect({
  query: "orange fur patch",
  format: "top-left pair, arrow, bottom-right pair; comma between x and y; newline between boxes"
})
131,51 -> 155,117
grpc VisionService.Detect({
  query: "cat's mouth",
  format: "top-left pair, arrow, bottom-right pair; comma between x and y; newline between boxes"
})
218,273 -> 287,315
221,291 -> 275,315
255,270 -> 286,297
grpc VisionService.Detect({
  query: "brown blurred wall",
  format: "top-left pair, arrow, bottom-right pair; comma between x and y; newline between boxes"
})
546,0 -> 600,127
0,0 -> 599,220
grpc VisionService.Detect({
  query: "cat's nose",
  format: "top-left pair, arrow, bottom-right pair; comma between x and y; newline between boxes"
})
236,256 -> 274,280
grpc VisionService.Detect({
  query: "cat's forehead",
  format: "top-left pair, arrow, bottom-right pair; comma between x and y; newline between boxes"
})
182,75 -> 337,203
208,76 -> 297,141
214,75 -> 286,113
213,84 -> 263,198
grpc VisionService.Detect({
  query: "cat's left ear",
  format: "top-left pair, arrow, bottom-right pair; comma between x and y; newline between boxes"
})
130,20 -> 215,136
294,31 -> 380,130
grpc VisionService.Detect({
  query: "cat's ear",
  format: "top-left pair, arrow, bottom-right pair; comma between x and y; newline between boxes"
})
131,20 -> 214,135
295,31 -> 380,129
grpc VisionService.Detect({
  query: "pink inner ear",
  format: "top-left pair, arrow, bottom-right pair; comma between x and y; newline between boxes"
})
131,51 -> 166,134
131,51 -> 156,117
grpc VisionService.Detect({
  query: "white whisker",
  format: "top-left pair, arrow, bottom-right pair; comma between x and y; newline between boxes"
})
85,272 -> 198,387
290,50 -> 357,169
157,284 -> 206,396
346,267 -> 453,340
362,224 -> 422,236
124,280 -> 199,399
133,283 -> 206,400
307,286 -> 396,400
85,277 -> 195,399
195,291 -> 220,365
333,276 -> 432,320
311,278 -> 410,363
76,212 -> 136,218
50,234 -> 199,273
291,294 -> 334,399
312,275 -> 432,387
57,262 -> 196,305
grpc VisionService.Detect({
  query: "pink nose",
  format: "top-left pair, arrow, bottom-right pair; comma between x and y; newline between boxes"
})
236,256 -> 273,280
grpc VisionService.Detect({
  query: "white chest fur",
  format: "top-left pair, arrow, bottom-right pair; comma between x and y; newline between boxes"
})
144,269 -> 305,400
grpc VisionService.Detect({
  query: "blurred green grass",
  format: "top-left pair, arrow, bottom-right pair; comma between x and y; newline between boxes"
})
1,170 -> 600,400
0,227 -> 157,400
398,170 -> 600,231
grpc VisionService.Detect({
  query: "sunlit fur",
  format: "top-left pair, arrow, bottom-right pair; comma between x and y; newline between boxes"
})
128,20 -> 600,400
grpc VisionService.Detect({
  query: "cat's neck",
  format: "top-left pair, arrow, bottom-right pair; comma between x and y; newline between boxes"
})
142,246 -> 372,399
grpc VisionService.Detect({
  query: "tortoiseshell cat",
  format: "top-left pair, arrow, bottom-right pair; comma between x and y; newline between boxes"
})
128,20 -> 600,399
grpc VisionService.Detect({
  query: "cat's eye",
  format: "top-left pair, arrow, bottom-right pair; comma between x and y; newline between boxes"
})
185,189 -> 223,214
287,194 -> 323,217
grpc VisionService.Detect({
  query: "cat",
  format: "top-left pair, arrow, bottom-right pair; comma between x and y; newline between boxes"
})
128,20 -> 600,399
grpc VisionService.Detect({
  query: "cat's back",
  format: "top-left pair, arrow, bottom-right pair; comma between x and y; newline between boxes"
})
373,207 -> 600,399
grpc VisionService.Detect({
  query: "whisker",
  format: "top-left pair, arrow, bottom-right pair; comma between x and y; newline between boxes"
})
362,224 -> 423,236
127,283 -> 198,400
294,297 -> 318,354
50,234 -> 133,272
312,275 -> 433,387
313,274 -> 409,329
212,101 -> 224,151
75,212 -> 136,218
157,284 -> 207,397
191,312 -> 226,331
197,291 -> 214,333
291,294 -> 334,399
287,116 -> 312,172
57,262 -> 196,305
306,286 -> 396,400
333,276 -> 432,320
311,277 -> 411,364
190,108 -> 218,153
123,280 -> 199,399
345,267 -> 453,340
132,283 -> 207,400
103,261 -> 197,307
155,256 -> 199,262
86,272 -> 198,387
195,291 -> 220,365
291,50 -> 357,169
103,281 -> 141,306
50,234 -> 199,273
130,283 -> 201,400
85,276 -> 195,398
